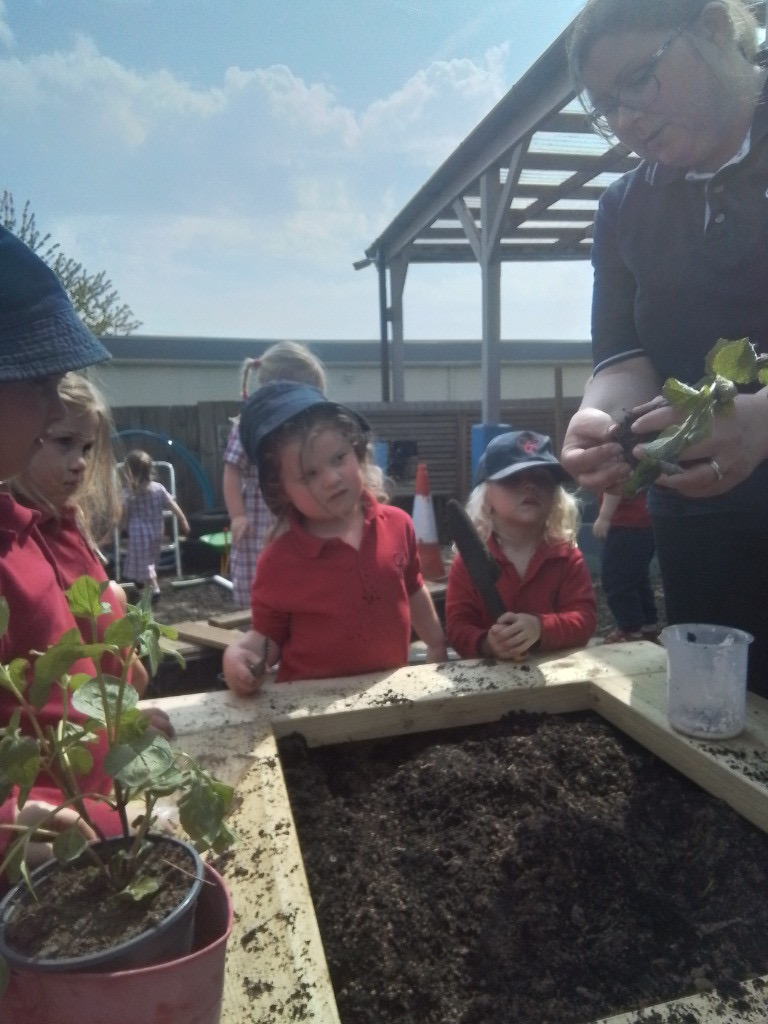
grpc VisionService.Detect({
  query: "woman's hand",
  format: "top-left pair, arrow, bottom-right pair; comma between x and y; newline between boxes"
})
560,408 -> 629,491
632,390 -> 768,495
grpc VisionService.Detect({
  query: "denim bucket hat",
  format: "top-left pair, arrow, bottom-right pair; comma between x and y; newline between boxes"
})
239,380 -> 369,478
0,226 -> 111,382
475,430 -> 571,485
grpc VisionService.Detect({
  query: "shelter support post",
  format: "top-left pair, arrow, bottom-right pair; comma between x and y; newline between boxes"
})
389,255 -> 408,402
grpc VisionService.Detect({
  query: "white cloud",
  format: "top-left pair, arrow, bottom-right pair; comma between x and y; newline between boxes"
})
0,1 -> 13,51
1,27 -> 590,341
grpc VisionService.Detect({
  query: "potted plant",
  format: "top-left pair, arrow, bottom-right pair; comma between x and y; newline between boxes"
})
0,575 -> 237,1024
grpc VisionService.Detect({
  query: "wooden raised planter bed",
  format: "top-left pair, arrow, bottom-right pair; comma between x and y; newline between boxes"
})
149,643 -> 768,1023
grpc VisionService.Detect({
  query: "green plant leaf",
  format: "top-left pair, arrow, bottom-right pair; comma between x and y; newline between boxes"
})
121,874 -> 160,902
104,732 -> 176,789
178,772 -> 235,851
706,337 -> 760,384
62,741 -> 94,778
0,733 -> 41,788
52,825 -> 88,863
0,596 -> 8,640
661,377 -> 704,411
104,615 -> 141,649
71,676 -> 137,723
65,575 -> 109,619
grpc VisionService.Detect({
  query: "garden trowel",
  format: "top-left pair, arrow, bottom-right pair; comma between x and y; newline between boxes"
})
447,498 -> 506,621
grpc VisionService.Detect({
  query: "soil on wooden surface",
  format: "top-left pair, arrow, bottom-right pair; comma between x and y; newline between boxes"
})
279,711 -> 768,1024
3,838 -> 197,962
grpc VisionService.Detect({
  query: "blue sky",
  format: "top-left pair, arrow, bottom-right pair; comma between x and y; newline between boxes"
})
1,0 -> 593,341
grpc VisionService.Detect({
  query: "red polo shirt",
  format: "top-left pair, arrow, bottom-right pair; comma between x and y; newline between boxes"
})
251,493 -> 423,682
0,495 -> 121,863
446,534 -> 596,658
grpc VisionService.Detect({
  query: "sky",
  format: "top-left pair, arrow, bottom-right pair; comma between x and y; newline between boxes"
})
1,0 -> 594,342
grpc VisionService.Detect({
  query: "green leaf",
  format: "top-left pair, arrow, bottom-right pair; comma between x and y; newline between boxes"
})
72,676 -> 137,723
52,826 -> 88,864
65,575 -> 107,619
104,615 -> 141,649
661,377 -> 704,411
62,741 -> 94,778
104,733 -> 176,789
0,734 -> 41,788
706,337 -> 760,384
0,597 -> 8,640
121,874 -> 160,902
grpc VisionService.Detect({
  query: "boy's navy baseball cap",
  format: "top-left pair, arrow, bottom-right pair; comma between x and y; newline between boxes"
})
239,380 -> 369,474
476,430 -> 571,485
0,227 -> 111,381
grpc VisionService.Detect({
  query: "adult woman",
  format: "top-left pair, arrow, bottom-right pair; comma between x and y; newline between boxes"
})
560,0 -> 768,692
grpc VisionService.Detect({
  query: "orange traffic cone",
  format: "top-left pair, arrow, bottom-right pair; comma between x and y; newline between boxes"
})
411,462 -> 447,581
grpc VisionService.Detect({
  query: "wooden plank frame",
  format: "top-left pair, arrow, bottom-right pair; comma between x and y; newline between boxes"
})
148,643 -> 768,1024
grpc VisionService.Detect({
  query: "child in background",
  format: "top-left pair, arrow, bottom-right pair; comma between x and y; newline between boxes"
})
0,225 -> 123,869
446,430 -> 596,660
10,373 -> 150,695
222,381 -> 446,693
592,490 -> 659,643
121,449 -> 190,603
222,341 -> 327,607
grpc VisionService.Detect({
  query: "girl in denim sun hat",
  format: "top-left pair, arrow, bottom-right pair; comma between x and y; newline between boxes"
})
0,228 -> 124,877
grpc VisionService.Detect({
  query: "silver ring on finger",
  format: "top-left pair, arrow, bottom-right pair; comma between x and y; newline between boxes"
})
709,459 -> 724,482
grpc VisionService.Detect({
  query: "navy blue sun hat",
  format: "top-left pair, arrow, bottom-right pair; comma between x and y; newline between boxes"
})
476,430 -> 571,486
0,227 -> 111,382
239,380 -> 369,478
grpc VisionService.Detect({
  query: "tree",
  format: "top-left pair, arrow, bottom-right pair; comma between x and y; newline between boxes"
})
1,191 -> 141,336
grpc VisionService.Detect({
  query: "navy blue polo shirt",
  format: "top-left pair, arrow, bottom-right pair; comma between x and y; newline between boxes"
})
590,74 -> 768,516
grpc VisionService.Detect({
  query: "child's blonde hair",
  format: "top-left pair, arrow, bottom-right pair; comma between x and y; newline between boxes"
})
465,478 -> 582,547
259,406 -> 386,524
122,449 -> 154,494
240,341 -> 327,399
10,372 -> 121,546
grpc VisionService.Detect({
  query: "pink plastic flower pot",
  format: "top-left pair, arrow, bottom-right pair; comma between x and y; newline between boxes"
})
0,861 -> 232,1024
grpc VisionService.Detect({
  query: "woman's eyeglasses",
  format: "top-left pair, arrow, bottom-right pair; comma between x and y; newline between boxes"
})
585,25 -> 687,135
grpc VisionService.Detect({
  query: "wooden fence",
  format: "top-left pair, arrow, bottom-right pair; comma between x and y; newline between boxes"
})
111,397 -> 581,535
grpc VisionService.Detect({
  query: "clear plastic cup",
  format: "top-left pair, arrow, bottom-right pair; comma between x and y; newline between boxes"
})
661,624 -> 753,740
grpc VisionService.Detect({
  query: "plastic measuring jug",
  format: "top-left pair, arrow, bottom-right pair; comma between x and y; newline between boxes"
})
661,623 -> 753,740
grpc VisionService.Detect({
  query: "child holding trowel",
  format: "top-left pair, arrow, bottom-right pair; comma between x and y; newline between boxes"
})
446,430 -> 596,660
221,381 -> 446,693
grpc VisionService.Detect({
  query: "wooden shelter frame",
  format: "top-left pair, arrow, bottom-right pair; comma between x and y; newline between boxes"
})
360,4 -> 767,411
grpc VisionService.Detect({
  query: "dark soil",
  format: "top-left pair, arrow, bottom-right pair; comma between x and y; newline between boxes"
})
279,711 -> 768,1024
3,838 -> 197,962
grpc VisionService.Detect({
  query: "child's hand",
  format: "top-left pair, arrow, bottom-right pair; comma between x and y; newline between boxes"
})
140,705 -> 175,739
485,612 -> 541,661
230,514 -> 250,545
14,803 -> 98,870
222,635 -> 272,696
592,516 -> 610,540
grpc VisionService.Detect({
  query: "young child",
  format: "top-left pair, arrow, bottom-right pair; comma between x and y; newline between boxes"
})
9,373 -> 150,695
120,449 -> 190,603
592,490 -> 659,643
222,341 -> 327,607
222,381 -> 447,693
0,225 -> 123,869
446,430 -> 596,660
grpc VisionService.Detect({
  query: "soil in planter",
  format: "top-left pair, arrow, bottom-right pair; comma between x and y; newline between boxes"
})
279,710 -> 768,1024
3,838 -> 195,961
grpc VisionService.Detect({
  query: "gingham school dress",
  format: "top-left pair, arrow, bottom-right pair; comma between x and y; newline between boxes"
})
122,481 -> 173,582
223,421 -> 275,607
